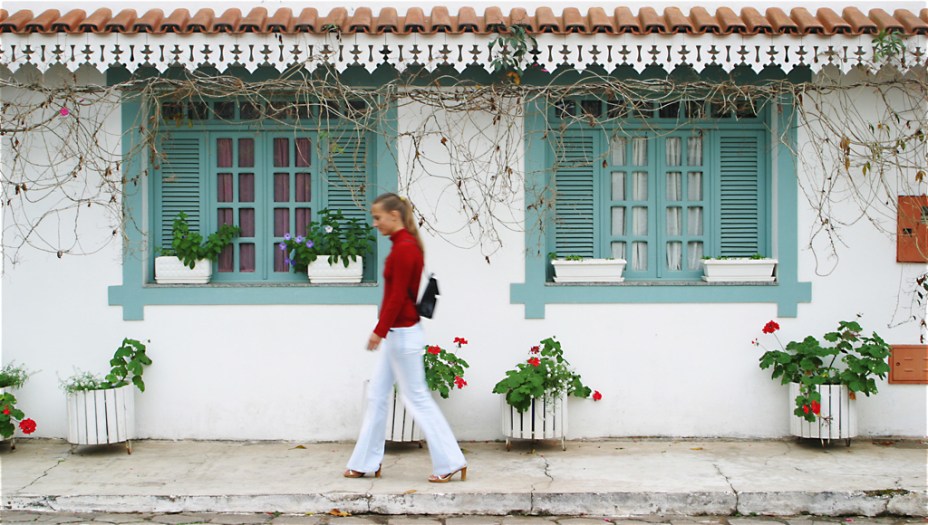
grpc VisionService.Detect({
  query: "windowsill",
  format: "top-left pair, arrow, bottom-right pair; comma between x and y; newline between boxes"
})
546,280 -> 778,286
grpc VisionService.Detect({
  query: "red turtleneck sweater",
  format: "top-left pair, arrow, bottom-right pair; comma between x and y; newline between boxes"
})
373,228 -> 423,338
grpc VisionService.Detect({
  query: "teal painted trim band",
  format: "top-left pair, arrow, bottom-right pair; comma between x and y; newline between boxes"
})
108,74 -> 399,321
511,94 -> 812,319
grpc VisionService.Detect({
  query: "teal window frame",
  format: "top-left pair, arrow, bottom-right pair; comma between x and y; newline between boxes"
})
511,94 -> 812,318
108,69 -> 398,321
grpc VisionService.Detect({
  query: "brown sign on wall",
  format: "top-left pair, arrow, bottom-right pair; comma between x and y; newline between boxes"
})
897,195 -> 928,263
889,345 -> 928,384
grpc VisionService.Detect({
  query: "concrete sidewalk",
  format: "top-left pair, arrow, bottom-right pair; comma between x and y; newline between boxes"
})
1,439 -> 926,517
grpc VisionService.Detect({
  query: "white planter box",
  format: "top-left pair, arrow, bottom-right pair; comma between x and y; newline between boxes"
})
363,381 -> 421,443
788,383 -> 858,443
0,387 -> 14,449
500,394 -> 568,450
701,258 -> 777,282
66,384 -> 135,452
307,256 -> 363,284
551,258 -> 626,283
154,256 -> 212,284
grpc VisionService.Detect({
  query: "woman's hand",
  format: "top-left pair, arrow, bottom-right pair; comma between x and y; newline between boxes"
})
367,332 -> 383,351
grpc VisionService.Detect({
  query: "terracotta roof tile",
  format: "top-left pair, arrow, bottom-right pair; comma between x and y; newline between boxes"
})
25,9 -> 60,33
0,6 -> 924,37
428,6 -> 451,32
842,7 -> 877,34
188,8 -> 215,33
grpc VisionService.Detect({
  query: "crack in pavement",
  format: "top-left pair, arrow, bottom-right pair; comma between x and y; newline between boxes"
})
18,456 -> 67,493
713,462 -> 739,514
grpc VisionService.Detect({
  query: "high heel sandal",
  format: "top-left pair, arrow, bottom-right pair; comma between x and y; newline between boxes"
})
343,465 -> 382,479
428,466 -> 467,483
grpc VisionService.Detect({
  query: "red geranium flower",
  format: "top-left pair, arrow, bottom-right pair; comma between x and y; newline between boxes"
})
592,390 -> 602,401
530,346 -> 540,354
18,418 -> 36,434
454,376 -> 467,389
811,401 -> 821,415
2,406 -> 9,415
427,345 -> 441,355
802,404 -> 810,414
527,357 -> 541,367
453,337 -> 468,346
762,320 -> 780,334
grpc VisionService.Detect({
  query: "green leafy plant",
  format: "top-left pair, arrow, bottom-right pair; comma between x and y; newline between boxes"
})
872,30 -> 906,64
754,318 -> 891,422
280,208 -> 375,271
62,338 -> 153,394
704,253 -> 768,260
489,24 -> 537,75
0,392 -> 36,439
492,337 -> 600,412
164,212 -> 241,269
424,337 -> 470,399
0,362 -> 32,389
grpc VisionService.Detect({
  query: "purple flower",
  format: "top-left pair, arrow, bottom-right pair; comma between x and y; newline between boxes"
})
305,240 -> 314,249
278,242 -> 287,251
284,257 -> 292,266
283,233 -> 292,241
295,236 -> 304,243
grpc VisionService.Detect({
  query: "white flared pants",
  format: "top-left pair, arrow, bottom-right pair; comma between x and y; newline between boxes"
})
347,324 -> 466,476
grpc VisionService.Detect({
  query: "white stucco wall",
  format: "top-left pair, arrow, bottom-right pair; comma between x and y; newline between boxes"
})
2,42 -> 927,442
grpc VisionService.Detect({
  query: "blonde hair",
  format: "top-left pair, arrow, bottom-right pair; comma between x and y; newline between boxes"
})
373,193 -> 424,253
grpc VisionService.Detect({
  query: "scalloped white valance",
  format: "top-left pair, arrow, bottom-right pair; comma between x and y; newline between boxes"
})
1,32 -> 926,74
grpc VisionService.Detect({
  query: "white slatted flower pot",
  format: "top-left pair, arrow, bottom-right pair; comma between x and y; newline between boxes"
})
154,256 -> 212,284
307,257 -> 363,284
701,258 -> 777,282
66,384 -> 135,453
500,394 -> 568,450
0,387 -> 14,450
551,259 -> 626,283
788,383 -> 857,445
362,381 -> 421,444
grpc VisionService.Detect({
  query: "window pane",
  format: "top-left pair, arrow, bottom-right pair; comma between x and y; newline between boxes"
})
240,103 -> 262,120
632,138 -> 648,166
611,207 -> 625,236
274,173 -> 289,202
685,101 -> 705,119
239,173 -> 254,202
666,172 -> 682,201
216,139 -> 233,167
633,207 -> 648,235
274,243 -> 289,272
239,208 -> 255,237
666,241 -> 682,271
239,243 -> 255,272
217,173 -> 233,202
295,173 -> 312,202
238,138 -> 254,168
273,138 -> 289,167
274,208 -> 289,237
687,136 -> 703,166
610,138 -> 626,165
611,242 -> 626,260
295,138 -> 311,167
687,241 -> 704,270
633,172 -> 648,200
611,172 -> 625,200
295,208 -> 312,237
659,102 -> 680,119
665,137 -> 681,166
581,100 -> 601,118
218,245 -> 233,272
217,208 -> 233,226
632,242 -> 648,270
213,102 -> 234,120
688,172 -> 703,201
666,207 -> 682,235
688,207 -> 704,236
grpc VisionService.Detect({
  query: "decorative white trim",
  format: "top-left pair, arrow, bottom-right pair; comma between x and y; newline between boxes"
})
1,32 -> 925,74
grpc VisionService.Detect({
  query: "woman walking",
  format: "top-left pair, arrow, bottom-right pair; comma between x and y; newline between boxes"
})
344,193 -> 467,483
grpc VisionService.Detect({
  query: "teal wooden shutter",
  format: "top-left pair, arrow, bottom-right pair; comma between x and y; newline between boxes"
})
325,133 -> 369,222
155,133 -> 204,250
718,131 -> 764,256
554,133 -> 596,258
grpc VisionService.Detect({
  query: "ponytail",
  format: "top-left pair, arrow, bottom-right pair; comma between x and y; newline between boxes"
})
373,193 -> 425,254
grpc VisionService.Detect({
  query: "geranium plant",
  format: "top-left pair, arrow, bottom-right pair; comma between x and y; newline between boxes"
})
161,212 -> 241,269
492,337 -> 600,412
1,391 -> 36,440
424,337 -> 470,399
280,208 -> 375,271
62,338 -> 153,394
753,318 -> 891,422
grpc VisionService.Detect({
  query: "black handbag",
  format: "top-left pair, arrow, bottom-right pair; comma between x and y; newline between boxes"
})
417,274 -> 440,318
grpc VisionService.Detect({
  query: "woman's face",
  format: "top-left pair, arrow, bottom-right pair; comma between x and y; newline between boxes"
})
371,202 -> 403,236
